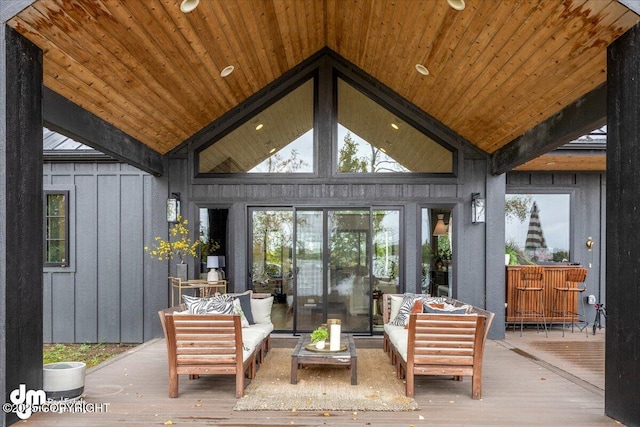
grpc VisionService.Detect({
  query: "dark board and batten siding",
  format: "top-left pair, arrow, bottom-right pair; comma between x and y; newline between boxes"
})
43,162 -> 167,344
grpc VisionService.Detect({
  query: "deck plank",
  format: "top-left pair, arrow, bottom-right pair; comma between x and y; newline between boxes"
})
21,331 -> 615,426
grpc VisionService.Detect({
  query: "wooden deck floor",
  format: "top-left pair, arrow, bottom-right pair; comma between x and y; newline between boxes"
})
21,328 -> 614,426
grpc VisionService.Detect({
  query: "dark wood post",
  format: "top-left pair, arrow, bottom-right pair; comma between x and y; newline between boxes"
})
1,25 -> 43,426
606,21 -> 640,427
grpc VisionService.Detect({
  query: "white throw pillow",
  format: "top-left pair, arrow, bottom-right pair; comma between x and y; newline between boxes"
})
389,295 -> 404,323
250,296 -> 274,324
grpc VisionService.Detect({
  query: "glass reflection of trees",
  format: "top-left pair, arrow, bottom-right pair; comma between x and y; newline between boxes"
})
251,210 -> 293,290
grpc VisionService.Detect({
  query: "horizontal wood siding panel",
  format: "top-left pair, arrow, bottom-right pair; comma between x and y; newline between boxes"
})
120,175 -> 144,343
431,184 -> 458,198
97,175 -> 121,342
406,184 -> 430,198
378,184 -> 403,198
271,184 -> 296,198
351,184 -> 377,199
190,185 -> 217,200
74,174 -> 99,343
298,184 -> 323,198
245,185 -> 271,199
221,185 -> 245,198
327,184 -> 349,198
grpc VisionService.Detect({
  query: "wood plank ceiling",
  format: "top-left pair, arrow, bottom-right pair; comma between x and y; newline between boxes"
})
7,0 -> 639,171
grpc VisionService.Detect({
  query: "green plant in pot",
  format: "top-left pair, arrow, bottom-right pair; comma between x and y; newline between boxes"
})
310,326 -> 329,350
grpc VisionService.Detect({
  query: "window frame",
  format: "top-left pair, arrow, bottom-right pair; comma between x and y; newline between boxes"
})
333,71 -> 458,178
504,189 -> 575,263
43,189 -> 70,269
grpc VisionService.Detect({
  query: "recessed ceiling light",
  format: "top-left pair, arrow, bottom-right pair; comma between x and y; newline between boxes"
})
220,65 -> 235,77
180,0 -> 200,13
391,123 -> 399,130
255,123 -> 264,131
380,147 -> 387,153
545,161 -> 556,166
269,148 -> 276,154
415,64 -> 430,76
447,0 -> 465,11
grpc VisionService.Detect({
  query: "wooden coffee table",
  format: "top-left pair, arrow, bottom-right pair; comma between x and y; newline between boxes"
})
290,334 -> 357,385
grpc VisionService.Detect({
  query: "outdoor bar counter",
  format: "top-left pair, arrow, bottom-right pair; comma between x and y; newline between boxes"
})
506,264 -> 580,324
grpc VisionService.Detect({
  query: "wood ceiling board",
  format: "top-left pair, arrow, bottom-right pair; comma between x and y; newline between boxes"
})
515,154 -> 606,171
7,0 -> 639,159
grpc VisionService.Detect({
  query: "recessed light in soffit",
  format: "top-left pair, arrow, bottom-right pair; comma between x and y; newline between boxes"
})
220,65 -> 235,77
180,0 -> 200,13
447,0 -> 466,11
415,64 -> 430,76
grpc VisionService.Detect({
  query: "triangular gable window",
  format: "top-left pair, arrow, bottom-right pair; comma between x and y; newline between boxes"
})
198,78 -> 314,174
337,78 -> 453,174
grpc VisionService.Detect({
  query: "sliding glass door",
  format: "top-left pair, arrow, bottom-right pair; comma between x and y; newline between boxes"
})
250,206 -> 401,334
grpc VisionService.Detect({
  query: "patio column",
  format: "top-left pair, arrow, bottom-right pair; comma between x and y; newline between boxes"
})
606,21 -> 640,426
0,25 -> 43,426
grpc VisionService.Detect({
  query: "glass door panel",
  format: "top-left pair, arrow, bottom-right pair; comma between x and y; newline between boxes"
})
249,209 -> 294,331
294,210 -> 324,331
328,210 -> 370,333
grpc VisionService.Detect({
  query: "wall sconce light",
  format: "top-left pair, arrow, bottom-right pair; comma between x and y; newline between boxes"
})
206,256 -> 220,282
166,193 -> 181,223
433,214 -> 448,236
586,236 -> 594,251
471,193 -> 485,223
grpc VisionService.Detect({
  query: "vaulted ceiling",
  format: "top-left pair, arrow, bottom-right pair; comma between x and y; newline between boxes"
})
7,0 -> 639,171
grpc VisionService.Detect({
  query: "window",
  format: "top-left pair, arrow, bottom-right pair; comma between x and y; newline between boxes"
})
44,191 -> 69,267
337,78 -> 454,174
505,194 -> 570,263
197,78 -> 315,174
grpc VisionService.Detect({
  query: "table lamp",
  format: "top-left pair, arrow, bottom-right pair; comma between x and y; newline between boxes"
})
206,256 -> 219,282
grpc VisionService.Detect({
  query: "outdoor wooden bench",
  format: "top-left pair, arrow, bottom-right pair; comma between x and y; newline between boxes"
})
382,293 -> 494,399
158,293 -> 273,398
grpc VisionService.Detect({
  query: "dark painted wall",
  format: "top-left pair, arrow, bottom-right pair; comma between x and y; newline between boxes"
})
42,162 -> 168,344
606,22 -> 640,427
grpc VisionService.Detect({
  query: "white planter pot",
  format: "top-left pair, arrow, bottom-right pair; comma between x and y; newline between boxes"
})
43,362 -> 86,401
505,254 -> 511,265
315,340 -> 326,350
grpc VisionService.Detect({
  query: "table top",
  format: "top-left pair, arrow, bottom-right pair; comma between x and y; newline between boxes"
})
292,334 -> 356,360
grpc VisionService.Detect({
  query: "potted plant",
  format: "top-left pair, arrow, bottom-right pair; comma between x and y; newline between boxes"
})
310,326 -> 329,350
144,215 -> 200,280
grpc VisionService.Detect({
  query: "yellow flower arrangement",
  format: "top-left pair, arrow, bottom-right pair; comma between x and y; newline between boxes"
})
144,215 -> 200,263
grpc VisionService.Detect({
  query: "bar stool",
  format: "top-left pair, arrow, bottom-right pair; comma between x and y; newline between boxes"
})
553,268 -> 588,337
514,266 -> 548,337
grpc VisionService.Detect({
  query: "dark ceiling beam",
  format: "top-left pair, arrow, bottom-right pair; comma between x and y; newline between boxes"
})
44,88 -> 164,176
490,84 -> 606,175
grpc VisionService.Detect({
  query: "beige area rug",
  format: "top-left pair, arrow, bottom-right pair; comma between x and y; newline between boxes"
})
234,348 -> 419,411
